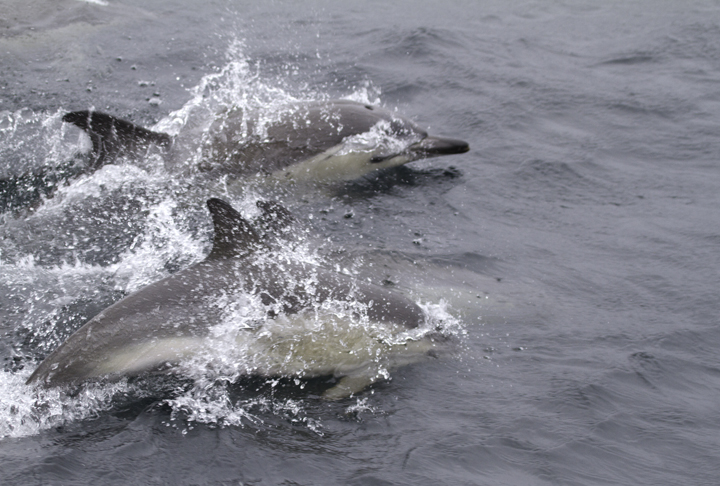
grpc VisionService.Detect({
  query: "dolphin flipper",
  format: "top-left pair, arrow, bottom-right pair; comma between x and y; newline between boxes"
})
63,111 -> 172,170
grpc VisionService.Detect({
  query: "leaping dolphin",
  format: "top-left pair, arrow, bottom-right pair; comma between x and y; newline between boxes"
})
63,100 -> 469,183
26,198 -> 436,399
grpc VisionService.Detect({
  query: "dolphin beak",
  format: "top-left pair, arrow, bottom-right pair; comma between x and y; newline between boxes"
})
410,136 -> 470,156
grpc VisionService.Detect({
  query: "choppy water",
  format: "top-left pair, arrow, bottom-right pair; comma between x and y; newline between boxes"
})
2,1 -> 720,484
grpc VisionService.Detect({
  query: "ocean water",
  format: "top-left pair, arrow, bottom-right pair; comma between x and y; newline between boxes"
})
2,1 -> 720,485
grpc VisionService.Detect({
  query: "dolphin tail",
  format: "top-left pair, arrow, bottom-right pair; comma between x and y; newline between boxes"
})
63,111 -> 172,170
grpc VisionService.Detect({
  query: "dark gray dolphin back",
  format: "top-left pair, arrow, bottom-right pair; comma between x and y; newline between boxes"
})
268,100 -> 425,148
206,198 -> 425,329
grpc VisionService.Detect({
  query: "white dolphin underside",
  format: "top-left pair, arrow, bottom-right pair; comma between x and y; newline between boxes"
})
88,311 -> 435,399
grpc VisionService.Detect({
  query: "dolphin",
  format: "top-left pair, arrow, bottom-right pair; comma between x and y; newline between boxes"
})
62,100 -> 469,183
26,198 -> 435,399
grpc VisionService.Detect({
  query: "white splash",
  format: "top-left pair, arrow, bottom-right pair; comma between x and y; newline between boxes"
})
0,41 -> 464,439
0,369 -> 131,439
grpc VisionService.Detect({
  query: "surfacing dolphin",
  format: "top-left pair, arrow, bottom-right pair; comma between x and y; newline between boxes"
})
63,100 -> 469,183
26,198 -> 437,399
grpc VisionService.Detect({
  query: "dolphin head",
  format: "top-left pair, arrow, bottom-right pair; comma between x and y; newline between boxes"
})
374,116 -> 469,161
275,104 -> 469,182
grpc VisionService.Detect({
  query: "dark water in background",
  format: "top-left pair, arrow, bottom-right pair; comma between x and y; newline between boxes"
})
2,0 -> 720,484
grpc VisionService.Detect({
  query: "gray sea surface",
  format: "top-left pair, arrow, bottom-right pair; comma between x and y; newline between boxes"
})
1,1 -> 720,485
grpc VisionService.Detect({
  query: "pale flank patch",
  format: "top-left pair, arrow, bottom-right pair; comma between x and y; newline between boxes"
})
93,337 -> 209,377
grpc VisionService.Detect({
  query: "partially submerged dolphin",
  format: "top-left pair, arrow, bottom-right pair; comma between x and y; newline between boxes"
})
27,198 -> 435,399
63,100 -> 469,182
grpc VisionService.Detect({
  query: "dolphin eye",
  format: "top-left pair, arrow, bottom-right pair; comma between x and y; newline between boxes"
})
364,105 -> 374,110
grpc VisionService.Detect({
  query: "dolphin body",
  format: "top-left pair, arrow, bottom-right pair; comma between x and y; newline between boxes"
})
26,198 -> 434,399
63,100 -> 469,183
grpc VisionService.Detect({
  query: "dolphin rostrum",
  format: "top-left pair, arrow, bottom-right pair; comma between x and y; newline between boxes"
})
26,198 -> 435,399
63,100 -> 469,182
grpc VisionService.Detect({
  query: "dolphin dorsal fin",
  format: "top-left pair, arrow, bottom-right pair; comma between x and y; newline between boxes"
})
63,111 -> 172,170
206,198 -> 263,259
